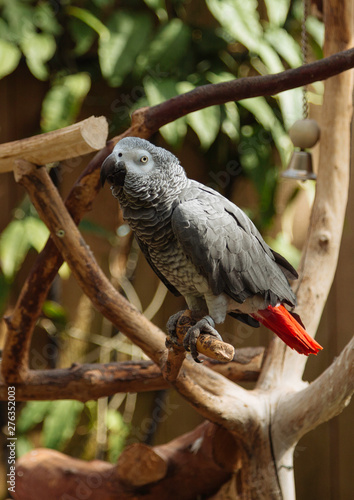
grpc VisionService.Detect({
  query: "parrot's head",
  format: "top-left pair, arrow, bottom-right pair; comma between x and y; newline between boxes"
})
100,137 -> 187,202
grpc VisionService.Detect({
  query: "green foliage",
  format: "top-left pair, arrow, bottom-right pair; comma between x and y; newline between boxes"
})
42,400 -> 85,449
98,11 -> 153,87
16,400 -> 84,452
41,73 -> 91,132
266,232 -> 301,269
16,400 -> 129,462
0,39 -> 21,79
0,216 -> 49,280
106,410 -> 130,463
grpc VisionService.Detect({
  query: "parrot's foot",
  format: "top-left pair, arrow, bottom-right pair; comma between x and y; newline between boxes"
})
166,310 -> 186,348
184,316 -> 222,363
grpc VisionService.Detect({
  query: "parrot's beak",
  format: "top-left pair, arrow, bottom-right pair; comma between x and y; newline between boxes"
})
100,155 -> 126,188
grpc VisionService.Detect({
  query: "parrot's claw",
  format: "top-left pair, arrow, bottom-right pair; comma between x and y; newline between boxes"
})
184,316 -> 222,363
166,310 -> 186,347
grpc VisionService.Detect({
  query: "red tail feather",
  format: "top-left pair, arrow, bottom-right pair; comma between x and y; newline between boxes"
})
251,305 -> 323,355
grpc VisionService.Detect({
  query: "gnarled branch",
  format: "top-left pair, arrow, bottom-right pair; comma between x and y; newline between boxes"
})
0,347 -> 264,402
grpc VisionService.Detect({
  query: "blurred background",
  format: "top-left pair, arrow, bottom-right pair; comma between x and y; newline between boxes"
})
0,1 -> 352,498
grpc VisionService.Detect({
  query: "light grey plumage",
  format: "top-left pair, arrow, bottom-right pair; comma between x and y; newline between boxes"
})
100,137 -> 322,359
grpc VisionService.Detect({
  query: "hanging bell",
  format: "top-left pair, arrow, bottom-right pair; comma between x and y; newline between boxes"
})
282,150 -> 316,180
282,119 -> 320,181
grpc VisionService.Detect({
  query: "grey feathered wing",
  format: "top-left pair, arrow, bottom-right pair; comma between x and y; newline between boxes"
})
171,182 -> 297,311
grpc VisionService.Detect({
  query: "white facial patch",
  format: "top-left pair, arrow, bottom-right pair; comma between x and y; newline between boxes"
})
115,147 -> 156,175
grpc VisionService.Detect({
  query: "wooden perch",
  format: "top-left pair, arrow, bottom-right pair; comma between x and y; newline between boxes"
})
0,347 -> 264,402
164,310 -> 235,382
0,116 -> 108,173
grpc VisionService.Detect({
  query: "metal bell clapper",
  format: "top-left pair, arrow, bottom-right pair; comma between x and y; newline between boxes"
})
282,119 -> 320,181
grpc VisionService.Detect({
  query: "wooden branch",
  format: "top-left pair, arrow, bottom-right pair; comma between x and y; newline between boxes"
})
138,48 -> 354,134
10,160 -> 261,435
0,116 -> 108,173
258,31 -> 354,392
275,336 -> 354,448
1,144 -> 114,382
257,5 -> 354,498
3,49 -> 353,384
14,421 -> 238,500
12,160 -> 166,363
0,348 -> 264,402
163,310 -> 235,382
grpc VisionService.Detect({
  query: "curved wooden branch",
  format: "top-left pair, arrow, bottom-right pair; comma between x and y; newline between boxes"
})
10,160 -> 261,435
1,144 -> 114,382
258,44 -> 354,391
275,336 -> 354,449
137,48 -> 354,135
0,347 -> 264,402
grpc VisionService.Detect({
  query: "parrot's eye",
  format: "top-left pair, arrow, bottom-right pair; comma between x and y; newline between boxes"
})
140,155 -> 148,164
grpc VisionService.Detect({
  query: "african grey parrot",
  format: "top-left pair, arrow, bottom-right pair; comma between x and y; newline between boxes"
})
100,137 -> 322,361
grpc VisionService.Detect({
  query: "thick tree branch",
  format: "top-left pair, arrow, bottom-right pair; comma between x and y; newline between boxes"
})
0,347 -> 264,402
275,336 -> 354,449
258,35 -> 354,392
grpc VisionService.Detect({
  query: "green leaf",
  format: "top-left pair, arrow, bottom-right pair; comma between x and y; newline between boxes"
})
0,216 -> 50,280
221,101 -> 240,141
177,81 -> 220,149
264,27 -> 302,68
0,220 -> 31,280
144,77 -> 187,146
58,262 -> 71,280
17,401 -> 53,434
206,71 -> 240,141
143,0 -> 168,21
68,18 -> 96,56
106,410 -> 129,463
25,217 -> 50,253
207,0 -> 284,73
0,39 -> 21,79
264,0 -> 291,27
66,6 -> 110,40
306,16 -> 325,48
41,73 -> 91,132
42,400 -> 84,450
239,97 -> 292,165
136,18 -> 191,75
98,11 -> 153,87
21,33 -> 56,80
33,3 -> 62,36
42,300 -> 67,322
266,232 -> 301,269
